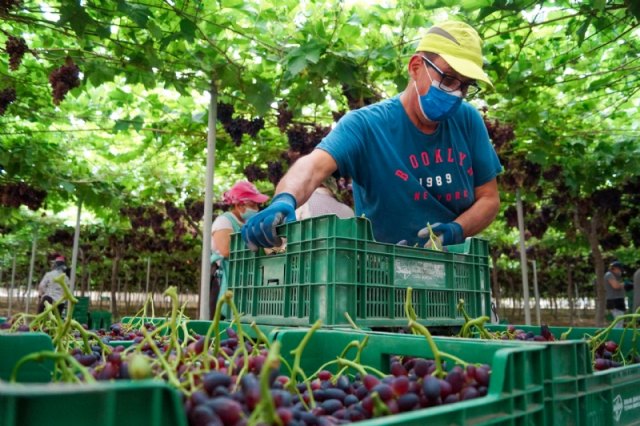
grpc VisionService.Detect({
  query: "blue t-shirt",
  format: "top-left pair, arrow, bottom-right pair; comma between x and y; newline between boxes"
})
317,96 -> 502,245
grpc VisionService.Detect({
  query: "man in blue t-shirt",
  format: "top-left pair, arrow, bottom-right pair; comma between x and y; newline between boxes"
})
243,20 -> 502,249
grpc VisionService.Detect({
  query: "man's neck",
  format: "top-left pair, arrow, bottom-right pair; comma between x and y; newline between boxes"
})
399,90 -> 438,134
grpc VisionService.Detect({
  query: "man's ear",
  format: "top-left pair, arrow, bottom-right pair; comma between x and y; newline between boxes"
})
407,54 -> 423,81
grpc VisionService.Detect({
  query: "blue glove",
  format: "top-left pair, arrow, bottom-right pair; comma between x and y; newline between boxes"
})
241,192 -> 297,252
417,222 -> 464,247
431,222 -> 464,246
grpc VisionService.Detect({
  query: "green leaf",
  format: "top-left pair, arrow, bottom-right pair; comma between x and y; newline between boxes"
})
576,17 -> 591,46
287,55 -> 309,76
113,120 -> 130,131
459,0 -> 493,11
160,33 -> 184,51
130,116 -> 144,132
147,20 -> 164,40
221,0 -> 244,7
180,19 -> 198,43
245,80 -> 274,116
117,0 -> 150,27
593,0 -> 605,12
191,112 -> 206,123
60,181 -> 75,193
58,2 -> 92,36
143,40 -> 162,69
85,61 -> 116,86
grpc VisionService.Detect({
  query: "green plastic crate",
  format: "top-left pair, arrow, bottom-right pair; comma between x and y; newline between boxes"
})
485,324 -> 639,357
484,324 -> 640,426
228,215 -> 491,328
274,329 -> 546,425
90,310 -> 112,330
0,380 -> 187,426
0,333 -> 54,383
183,320 -> 277,340
70,296 -> 90,325
121,316 -> 169,328
582,363 -> 640,426
106,320 -> 266,348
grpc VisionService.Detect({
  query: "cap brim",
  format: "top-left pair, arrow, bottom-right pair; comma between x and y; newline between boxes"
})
440,53 -> 493,88
247,194 -> 269,203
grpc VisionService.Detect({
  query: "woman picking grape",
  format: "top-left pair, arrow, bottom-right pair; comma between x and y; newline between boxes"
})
210,181 -> 269,318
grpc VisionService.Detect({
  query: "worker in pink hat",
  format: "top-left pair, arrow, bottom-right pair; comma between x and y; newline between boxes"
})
210,181 -> 269,318
243,21 -> 501,251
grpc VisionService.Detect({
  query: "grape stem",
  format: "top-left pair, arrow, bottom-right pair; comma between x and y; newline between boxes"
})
287,320 -> 322,408
344,312 -> 360,330
371,391 -> 391,417
460,316 -> 493,339
253,341 -> 283,426
409,320 -> 445,378
404,287 -> 420,335
11,350 -> 95,383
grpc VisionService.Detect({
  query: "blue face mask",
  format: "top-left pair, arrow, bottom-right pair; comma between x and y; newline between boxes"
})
414,64 -> 463,122
241,207 -> 258,220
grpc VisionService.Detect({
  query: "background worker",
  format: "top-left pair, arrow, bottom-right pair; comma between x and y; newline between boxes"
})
604,260 -> 627,328
633,264 -> 640,312
295,176 -> 354,220
210,181 -> 269,318
37,255 -> 69,314
243,20 -> 501,251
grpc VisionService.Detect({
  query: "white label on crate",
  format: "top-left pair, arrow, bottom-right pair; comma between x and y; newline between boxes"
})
614,393 -> 640,422
394,260 -> 446,288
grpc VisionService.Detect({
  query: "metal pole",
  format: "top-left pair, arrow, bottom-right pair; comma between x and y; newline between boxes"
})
69,199 -> 82,293
8,255 -> 16,316
25,230 -> 38,313
516,190 -> 531,325
531,260 -> 541,326
145,257 -> 151,294
199,79 -> 217,320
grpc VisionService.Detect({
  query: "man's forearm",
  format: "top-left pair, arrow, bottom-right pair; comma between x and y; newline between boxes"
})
456,196 -> 500,236
456,179 -> 500,237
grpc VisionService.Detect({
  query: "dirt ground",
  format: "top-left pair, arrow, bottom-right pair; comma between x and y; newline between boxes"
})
496,307 -> 598,327
0,295 -> 599,328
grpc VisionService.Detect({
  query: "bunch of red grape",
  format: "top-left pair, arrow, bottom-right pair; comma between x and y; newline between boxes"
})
0,0 -> 21,13
286,124 -> 330,157
277,102 -> 294,132
482,116 -> 515,154
182,354 -> 489,425
216,102 -> 265,146
68,318 -> 491,426
5,35 -> 27,70
49,60 -> 81,105
243,164 -> 267,182
267,161 -> 284,185
0,181 -> 47,210
500,325 -> 556,342
184,198 -> 205,222
593,340 -> 624,371
341,83 -> 381,110
0,87 -> 16,115
47,228 -> 74,245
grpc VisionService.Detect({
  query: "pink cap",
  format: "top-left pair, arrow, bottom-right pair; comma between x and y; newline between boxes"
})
223,181 -> 270,205
54,255 -> 65,262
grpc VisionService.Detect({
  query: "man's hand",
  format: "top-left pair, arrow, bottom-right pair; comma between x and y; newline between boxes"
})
241,193 -> 297,252
418,222 -> 464,247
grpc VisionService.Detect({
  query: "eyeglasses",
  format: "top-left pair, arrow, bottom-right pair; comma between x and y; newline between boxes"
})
421,56 -> 481,97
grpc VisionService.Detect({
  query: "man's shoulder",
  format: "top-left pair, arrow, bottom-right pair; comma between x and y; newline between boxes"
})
451,101 -> 482,122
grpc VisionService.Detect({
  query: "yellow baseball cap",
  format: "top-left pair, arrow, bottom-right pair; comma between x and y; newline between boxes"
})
416,21 -> 493,88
